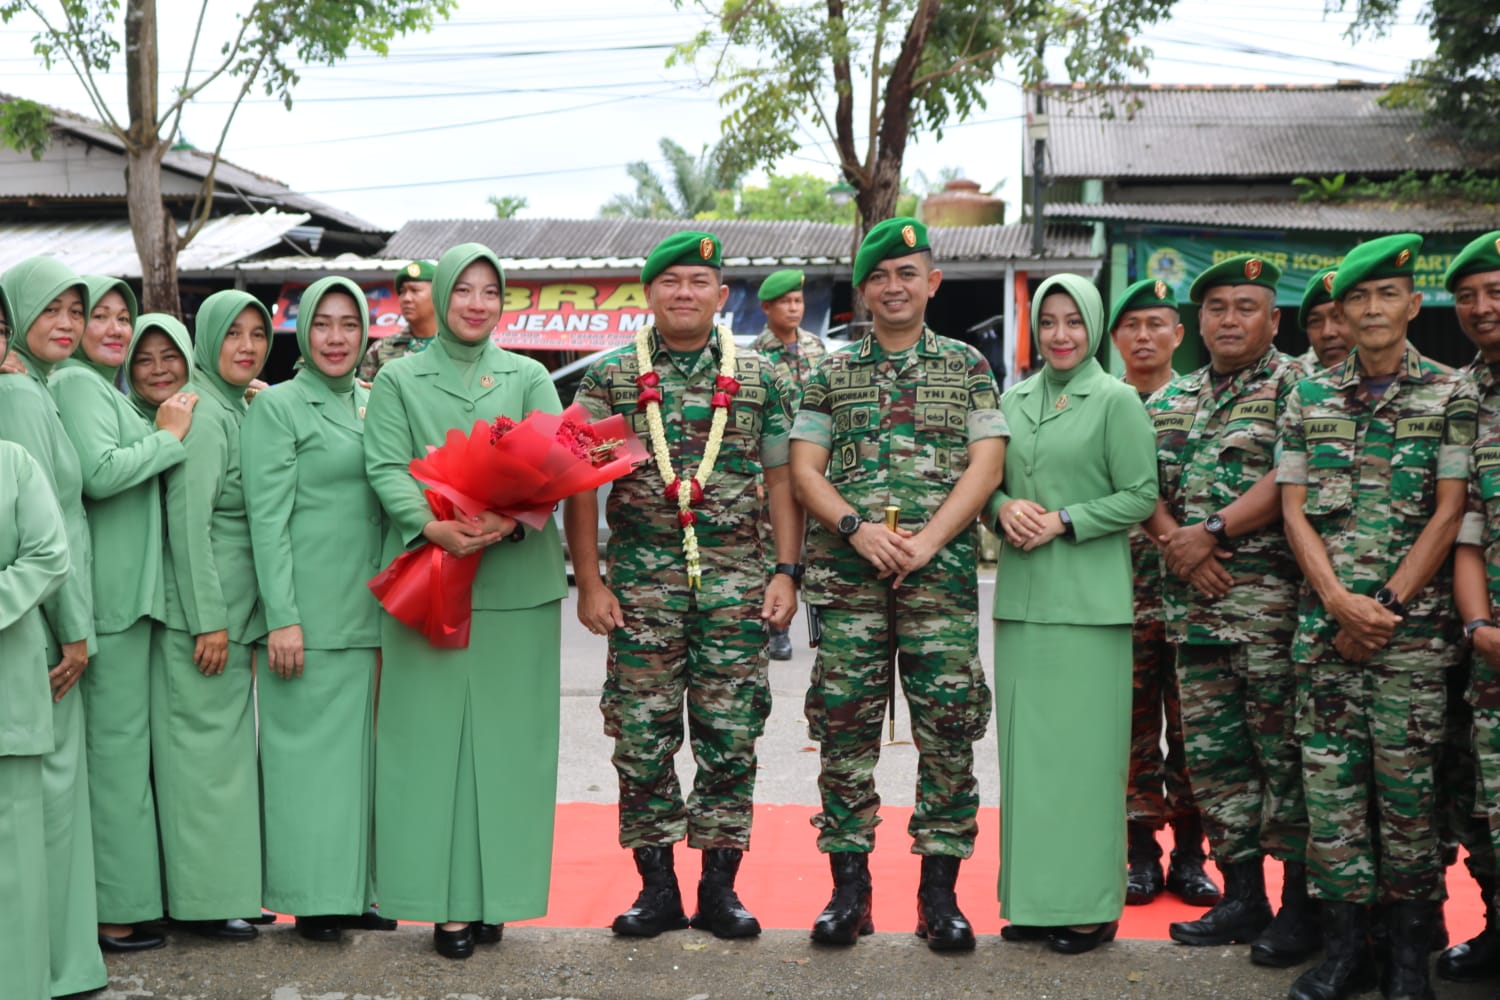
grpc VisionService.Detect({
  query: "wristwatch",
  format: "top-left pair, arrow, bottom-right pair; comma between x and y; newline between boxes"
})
1374,587 -> 1407,618
774,562 -> 806,585
837,512 -> 863,539
1465,619 -> 1497,642
1057,508 -> 1076,540
506,524 -> 526,544
1203,513 -> 1231,547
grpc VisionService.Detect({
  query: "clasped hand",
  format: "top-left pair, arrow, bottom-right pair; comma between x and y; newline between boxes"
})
850,523 -> 936,587
1159,522 -> 1235,599
1330,591 -> 1400,663
999,499 -> 1064,552
423,510 -> 516,558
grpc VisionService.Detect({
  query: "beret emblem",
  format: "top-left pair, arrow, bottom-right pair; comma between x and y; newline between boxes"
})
1153,280 -> 1167,299
901,225 -> 917,248
1323,271 -> 1336,293
699,237 -> 714,260
1245,258 -> 1262,280
1396,248 -> 1411,267
406,263 -> 421,277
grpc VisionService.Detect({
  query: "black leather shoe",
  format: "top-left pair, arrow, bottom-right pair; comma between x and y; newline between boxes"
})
690,847 -> 762,938
612,845 -> 690,937
1048,921 -> 1119,955
1000,923 -> 1055,942
1250,862 -> 1322,968
810,852 -> 873,945
1166,814 -> 1222,906
1169,858 -> 1271,945
336,908 -> 398,931
914,855 -> 976,952
767,627 -> 793,661
294,916 -> 342,942
433,923 -> 474,960
475,922 -> 504,944
179,919 -> 258,941
98,929 -> 166,952
1126,822 -> 1164,906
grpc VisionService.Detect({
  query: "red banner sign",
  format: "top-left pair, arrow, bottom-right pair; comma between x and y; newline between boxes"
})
493,279 -> 650,351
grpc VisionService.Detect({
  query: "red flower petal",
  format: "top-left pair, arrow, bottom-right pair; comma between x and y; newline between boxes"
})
636,371 -> 660,389
711,392 -> 732,409
678,510 -> 697,528
664,479 -> 680,502
637,386 -> 663,409
715,375 -> 741,394
689,477 -> 704,504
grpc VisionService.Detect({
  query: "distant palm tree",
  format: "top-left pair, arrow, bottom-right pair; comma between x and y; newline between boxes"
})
600,137 -> 744,219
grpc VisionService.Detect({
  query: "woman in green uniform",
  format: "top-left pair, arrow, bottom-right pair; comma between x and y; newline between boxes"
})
0,258 -> 109,996
52,277 -> 197,952
242,277 -> 390,942
155,289 -> 271,939
0,316 -> 73,1000
985,274 -> 1158,954
364,244 -> 567,960
126,314 -> 194,416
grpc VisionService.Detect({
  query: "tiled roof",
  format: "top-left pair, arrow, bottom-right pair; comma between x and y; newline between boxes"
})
1036,84 -> 1500,180
384,218 -> 1095,264
1045,200 -> 1500,234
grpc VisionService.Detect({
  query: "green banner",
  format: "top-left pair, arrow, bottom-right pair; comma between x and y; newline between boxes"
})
1136,234 -> 1466,309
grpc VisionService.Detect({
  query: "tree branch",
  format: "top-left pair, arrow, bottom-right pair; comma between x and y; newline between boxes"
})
826,0 -> 860,174
165,0 -> 212,137
911,43 -> 1010,89
864,0 -> 886,174
23,1 -> 124,137
159,5 -> 258,128
182,50 -> 265,247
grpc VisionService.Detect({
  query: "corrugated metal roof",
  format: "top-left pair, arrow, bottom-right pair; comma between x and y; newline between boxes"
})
1045,201 -> 1500,234
0,211 -> 311,276
383,218 -> 1095,264
1036,84 -> 1500,180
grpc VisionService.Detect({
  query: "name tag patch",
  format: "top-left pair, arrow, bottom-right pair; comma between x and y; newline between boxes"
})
1395,416 -> 1443,440
1306,418 -> 1357,442
1228,399 -> 1275,423
1153,412 -> 1193,433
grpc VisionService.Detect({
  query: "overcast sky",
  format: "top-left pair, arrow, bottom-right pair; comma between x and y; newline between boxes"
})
0,0 -> 1434,230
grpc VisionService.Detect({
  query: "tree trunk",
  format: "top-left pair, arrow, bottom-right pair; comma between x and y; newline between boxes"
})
124,0 -> 181,317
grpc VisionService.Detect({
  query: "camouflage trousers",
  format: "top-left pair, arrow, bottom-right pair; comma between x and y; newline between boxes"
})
1467,652 -> 1500,879
804,606 -> 991,857
1176,641 -> 1307,864
1300,662 -> 1447,903
601,601 -> 771,851
1128,617 -> 1197,826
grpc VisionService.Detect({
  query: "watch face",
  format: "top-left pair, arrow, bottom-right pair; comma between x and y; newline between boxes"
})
838,514 -> 859,536
1206,515 -> 1223,532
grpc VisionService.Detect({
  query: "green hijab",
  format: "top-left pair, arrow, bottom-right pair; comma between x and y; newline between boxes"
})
79,275 -> 140,379
125,313 -> 194,418
295,276 -> 369,393
1031,273 -> 1105,389
0,283 -> 12,371
191,289 -> 272,410
432,243 -> 505,363
0,257 -> 90,379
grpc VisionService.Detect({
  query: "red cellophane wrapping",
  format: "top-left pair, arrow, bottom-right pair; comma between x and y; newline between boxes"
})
368,403 -> 646,647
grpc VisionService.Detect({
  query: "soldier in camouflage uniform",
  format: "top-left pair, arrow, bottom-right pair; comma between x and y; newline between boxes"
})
1107,279 -> 1218,909
1443,230 -> 1500,985
563,232 -> 802,942
358,260 -> 436,381
751,269 -> 827,660
1278,233 -> 1476,1000
788,218 -> 1005,952
1140,256 -> 1316,970
1296,266 -> 1352,378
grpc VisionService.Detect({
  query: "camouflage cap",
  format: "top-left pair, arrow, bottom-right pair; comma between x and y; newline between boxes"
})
1107,277 -> 1177,334
1330,233 -> 1422,300
757,268 -> 805,302
1187,254 -> 1282,304
853,216 -> 929,286
1443,230 -> 1500,293
642,231 -> 722,284
393,259 -> 436,291
1299,266 -> 1338,330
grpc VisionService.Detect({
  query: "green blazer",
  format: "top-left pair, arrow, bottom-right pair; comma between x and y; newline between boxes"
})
242,371 -> 383,648
985,361 -> 1158,625
363,343 -> 568,611
0,441 -> 70,756
51,357 -> 185,633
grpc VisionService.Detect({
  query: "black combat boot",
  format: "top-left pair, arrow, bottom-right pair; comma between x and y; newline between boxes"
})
915,855 -> 976,953
1250,861 -> 1323,967
1169,857 -> 1273,945
689,848 -> 761,938
611,845 -> 690,937
810,852 -> 873,945
1438,877 -> 1500,981
1165,813 -> 1222,906
1288,901 -> 1377,1000
1383,900 -> 1439,1000
1126,821 -> 1165,906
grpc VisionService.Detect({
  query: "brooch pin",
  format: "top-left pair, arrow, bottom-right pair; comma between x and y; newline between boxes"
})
1055,395 -> 1068,411
480,374 -> 495,388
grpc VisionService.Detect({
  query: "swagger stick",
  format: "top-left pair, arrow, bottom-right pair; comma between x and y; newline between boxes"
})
884,504 -> 908,745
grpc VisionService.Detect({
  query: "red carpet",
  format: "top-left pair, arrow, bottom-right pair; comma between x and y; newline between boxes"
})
511,803 -> 1487,940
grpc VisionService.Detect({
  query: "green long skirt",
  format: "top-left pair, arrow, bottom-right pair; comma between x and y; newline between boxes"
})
375,604 -> 561,924
84,617 -> 163,923
259,646 -> 376,915
0,754 -> 49,1000
151,628 -> 261,920
994,621 -> 1131,925
45,682 -> 107,995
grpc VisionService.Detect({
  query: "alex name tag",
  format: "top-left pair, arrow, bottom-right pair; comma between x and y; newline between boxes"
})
1306,417 -> 1356,442
1395,416 -> 1444,440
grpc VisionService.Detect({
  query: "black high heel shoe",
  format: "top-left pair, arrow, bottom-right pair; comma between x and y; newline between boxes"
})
433,923 -> 475,960
1047,920 -> 1119,955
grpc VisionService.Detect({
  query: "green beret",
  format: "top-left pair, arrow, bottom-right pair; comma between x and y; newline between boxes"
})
757,269 -> 805,302
1298,266 -> 1338,330
1443,231 -> 1500,292
1187,254 -> 1282,304
641,231 -> 722,284
853,217 -> 929,286
1107,278 -> 1177,334
394,260 -> 436,290
1331,233 -> 1422,300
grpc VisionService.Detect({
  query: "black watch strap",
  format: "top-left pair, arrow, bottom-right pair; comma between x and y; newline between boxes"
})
774,562 -> 805,584
1058,508 -> 1076,540
506,524 -> 526,543
1466,619 -> 1496,641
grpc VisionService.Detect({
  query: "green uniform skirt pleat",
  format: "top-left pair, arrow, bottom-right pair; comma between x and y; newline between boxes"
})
85,617 -> 163,923
375,604 -> 561,924
44,686 -> 107,995
259,646 -> 376,915
151,628 -> 261,920
994,621 -> 1130,925
0,754 -> 49,1000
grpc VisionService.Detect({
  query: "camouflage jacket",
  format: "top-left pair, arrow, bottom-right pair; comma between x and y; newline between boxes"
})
358,332 -> 433,381
1148,348 -> 1301,645
572,325 -> 793,611
1456,358 -> 1500,594
1126,383 -> 1162,628
1277,344 -> 1477,667
751,327 -> 827,396
791,326 -> 1006,613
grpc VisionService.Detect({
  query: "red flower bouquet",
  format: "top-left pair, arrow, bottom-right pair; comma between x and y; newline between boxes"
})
368,403 -> 647,647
